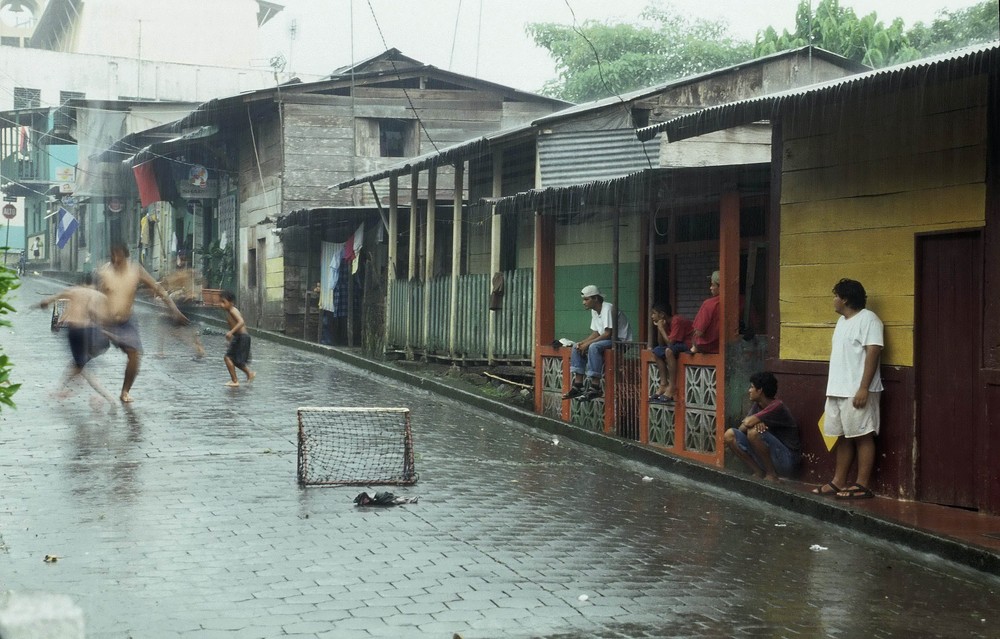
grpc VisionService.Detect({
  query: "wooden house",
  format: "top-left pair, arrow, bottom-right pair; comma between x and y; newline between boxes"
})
96,49 -> 566,335
640,41 -> 1000,511
339,47 -> 866,465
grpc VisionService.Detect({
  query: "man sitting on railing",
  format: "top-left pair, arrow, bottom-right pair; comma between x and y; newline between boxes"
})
562,285 -> 632,402
691,270 -> 721,355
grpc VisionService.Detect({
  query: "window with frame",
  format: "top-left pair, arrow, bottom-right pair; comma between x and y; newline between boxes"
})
357,118 -> 416,158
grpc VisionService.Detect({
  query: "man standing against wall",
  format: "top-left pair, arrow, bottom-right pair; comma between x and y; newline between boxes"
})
812,278 -> 884,500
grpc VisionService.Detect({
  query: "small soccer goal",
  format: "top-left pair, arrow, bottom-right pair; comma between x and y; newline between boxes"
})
297,407 -> 417,486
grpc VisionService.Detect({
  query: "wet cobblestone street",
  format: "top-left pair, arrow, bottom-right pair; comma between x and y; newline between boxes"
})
1,277 -> 997,638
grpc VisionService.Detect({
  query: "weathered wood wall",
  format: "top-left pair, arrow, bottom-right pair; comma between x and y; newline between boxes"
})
778,75 -> 988,366
282,92 -> 558,212
237,111 -> 285,330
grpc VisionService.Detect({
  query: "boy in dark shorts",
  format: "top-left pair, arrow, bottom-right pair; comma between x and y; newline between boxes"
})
220,290 -> 255,387
39,274 -> 115,403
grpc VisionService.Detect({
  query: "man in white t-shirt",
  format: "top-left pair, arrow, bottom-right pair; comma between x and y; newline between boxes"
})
812,278 -> 884,500
562,285 -> 632,401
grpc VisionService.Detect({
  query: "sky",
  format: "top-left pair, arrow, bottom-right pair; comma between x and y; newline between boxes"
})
255,0 -> 988,93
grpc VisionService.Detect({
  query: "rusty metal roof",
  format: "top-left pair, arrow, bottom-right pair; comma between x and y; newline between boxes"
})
637,40 -> 1000,143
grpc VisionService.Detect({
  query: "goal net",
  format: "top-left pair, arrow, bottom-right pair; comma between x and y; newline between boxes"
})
297,407 -> 417,486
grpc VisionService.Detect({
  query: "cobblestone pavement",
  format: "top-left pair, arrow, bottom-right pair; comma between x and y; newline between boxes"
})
1,277 -> 998,638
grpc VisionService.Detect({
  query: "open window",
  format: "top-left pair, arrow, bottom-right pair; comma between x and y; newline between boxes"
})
356,118 -> 416,158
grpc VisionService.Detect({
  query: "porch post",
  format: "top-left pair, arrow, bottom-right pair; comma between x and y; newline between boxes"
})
423,167 -> 436,352
386,175 -> 398,353
449,161 -> 464,357
719,191 -> 740,343
533,210 -> 555,415
488,150 -> 503,364
407,168 -> 419,356
719,190 -> 741,456
409,169 -> 419,280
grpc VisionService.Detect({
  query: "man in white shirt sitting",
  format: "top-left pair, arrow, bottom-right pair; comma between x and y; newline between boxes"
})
563,285 -> 632,401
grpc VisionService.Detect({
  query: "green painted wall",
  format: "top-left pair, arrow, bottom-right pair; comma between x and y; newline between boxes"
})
552,262 -> 641,342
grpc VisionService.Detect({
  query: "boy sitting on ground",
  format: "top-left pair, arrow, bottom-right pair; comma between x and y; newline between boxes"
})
724,371 -> 801,481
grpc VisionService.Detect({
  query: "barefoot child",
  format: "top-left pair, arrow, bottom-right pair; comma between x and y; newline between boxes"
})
39,273 -> 116,404
220,290 -> 255,386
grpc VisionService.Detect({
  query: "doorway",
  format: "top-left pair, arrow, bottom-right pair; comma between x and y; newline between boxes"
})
915,231 -> 982,509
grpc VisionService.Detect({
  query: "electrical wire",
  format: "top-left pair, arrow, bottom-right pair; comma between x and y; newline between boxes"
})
365,0 -> 440,155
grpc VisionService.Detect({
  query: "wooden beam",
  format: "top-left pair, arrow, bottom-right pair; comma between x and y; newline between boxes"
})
488,150 -> 503,364
449,161 -> 464,357
386,174 -> 398,354
423,167 -> 437,350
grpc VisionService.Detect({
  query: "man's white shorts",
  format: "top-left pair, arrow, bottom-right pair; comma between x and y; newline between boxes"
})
824,393 -> 881,438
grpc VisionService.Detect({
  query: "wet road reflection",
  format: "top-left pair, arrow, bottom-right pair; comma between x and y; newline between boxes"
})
0,278 -> 997,638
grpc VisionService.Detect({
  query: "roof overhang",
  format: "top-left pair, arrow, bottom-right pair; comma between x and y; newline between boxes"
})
638,41 -> 1000,143
336,123 -> 537,189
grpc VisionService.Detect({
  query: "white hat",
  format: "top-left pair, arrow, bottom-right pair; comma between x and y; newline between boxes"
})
709,271 -> 720,285
581,285 -> 601,298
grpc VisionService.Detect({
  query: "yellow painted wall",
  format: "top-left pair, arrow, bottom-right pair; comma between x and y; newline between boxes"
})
779,75 -> 988,366
265,257 -> 284,302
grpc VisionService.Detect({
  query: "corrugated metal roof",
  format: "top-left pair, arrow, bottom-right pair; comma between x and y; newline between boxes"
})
638,40 -> 1000,143
538,129 -> 658,188
533,45 -> 867,126
335,123 -> 536,189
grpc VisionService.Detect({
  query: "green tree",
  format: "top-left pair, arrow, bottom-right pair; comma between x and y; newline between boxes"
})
754,0 -> 998,67
529,1 -> 998,102
0,262 -> 20,408
905,2 -> 1000,57
527,7 -> 752,102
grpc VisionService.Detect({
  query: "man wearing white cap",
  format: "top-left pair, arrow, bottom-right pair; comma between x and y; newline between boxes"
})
563,285 -> 632,401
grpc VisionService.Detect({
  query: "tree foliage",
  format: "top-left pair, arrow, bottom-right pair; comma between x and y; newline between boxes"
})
527,7 -> 751,103
0,262 -> 20,409
528,1 -> 999,102
754,0 -> 999,67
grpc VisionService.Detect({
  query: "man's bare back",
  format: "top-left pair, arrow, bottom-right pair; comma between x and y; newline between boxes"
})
52,286 -> 108,328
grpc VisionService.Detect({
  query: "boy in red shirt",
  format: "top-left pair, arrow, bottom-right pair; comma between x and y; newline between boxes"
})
649,302 -> 693,402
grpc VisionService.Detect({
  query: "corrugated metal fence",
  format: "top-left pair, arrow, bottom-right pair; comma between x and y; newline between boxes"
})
386,268 -> 534,362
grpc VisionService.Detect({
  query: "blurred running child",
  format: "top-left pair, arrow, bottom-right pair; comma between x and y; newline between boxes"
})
219,290 -> 255,387
39,274 -> 116,403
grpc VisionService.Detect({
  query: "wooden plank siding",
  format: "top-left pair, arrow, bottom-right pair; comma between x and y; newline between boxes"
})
282,94 -> 515,211
777,76 -> 988,366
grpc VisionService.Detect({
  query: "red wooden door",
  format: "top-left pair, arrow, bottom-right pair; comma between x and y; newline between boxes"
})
916,232 -> 982,509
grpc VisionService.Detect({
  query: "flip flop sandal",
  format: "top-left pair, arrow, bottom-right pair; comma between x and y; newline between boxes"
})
835,484 -> 874,500
811,482 -> 842,496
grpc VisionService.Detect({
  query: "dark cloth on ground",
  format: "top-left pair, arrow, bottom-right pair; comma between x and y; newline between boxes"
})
353,491 -> 418,506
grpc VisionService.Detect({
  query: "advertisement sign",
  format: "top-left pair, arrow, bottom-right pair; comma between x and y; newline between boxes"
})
189,165 -> 208,187
179,179 -> 218,199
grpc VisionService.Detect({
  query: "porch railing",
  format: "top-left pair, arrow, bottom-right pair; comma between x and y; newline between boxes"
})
386,268 -> 534,362
536,343 -> 725,466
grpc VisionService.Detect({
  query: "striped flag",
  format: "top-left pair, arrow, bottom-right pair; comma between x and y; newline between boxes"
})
56,207 -> 78,248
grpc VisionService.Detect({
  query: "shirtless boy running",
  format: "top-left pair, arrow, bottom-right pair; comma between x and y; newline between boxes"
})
39,274 -> 115,403
220,290 -> 255,387
96,242 -> 187,402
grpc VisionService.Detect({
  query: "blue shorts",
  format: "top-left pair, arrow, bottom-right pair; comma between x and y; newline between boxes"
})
652,342 -> 689,358
729,428 -> 800,477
